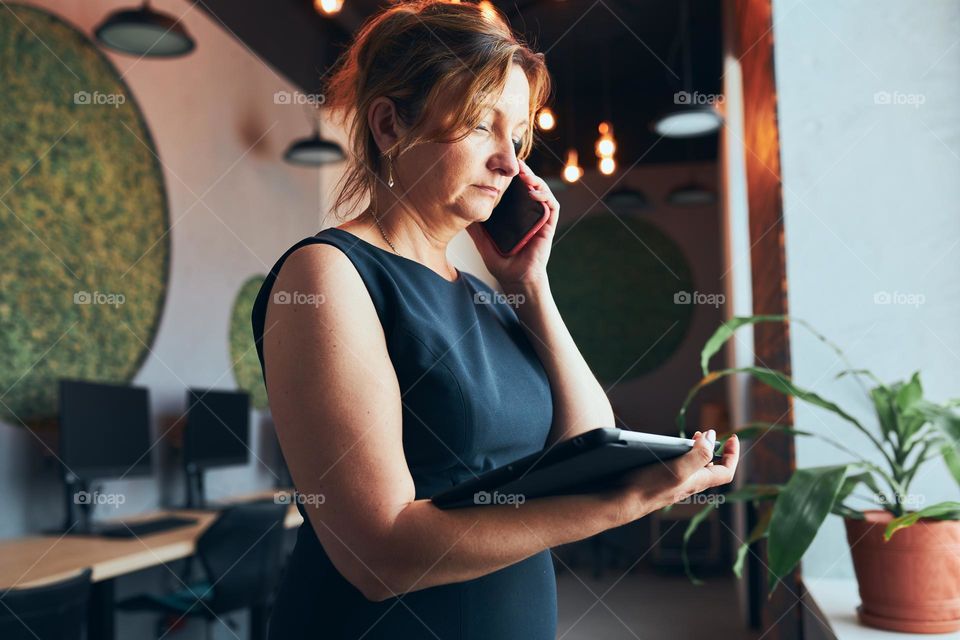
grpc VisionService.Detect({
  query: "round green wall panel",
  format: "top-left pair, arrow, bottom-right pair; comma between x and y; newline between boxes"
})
230,276 -> 269,410
547,215 -> 694,383
0,5 -> 170,422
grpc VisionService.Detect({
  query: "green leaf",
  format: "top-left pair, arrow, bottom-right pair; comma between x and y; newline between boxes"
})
678,366 -> 892,471
699,315 -> 787,375
884,501 -> 960,541
680,483 -> 782,585
942,444 -> 960,487
832,504 -> 865,519
907,401 -> 960,475
766,465 -> 850,597
681,503 -> 717,585
835,368 -> 887,388
683,367 -> 867,433
720,422 -> 816,446
835,470 -> 881,506
895,372 -> 923,413
733,507 -> 772,579
870,386 -> 898,441
724,484 -> 783,502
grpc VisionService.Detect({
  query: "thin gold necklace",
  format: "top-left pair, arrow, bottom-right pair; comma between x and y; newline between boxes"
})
369,209 -> 399,255
367,210 -> 457,281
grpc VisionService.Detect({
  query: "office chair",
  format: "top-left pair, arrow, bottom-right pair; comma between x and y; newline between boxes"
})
118,502 -> 288,640
0,568 -> 92,640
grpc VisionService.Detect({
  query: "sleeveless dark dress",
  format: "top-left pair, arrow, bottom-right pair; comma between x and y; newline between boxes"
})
250,227 -> 557,639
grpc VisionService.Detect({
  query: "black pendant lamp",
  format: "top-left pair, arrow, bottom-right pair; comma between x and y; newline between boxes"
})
95,1 -> 195,57
284,107 -> 345,167
651,0 -> 723,138
604,187 -> 650,214
667,139 -> 716,206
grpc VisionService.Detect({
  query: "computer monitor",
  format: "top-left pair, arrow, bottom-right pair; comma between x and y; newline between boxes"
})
59,378 -> 153,481
183,388 -> 250,508
184,388 -> 250,469
57,378 -> 153,534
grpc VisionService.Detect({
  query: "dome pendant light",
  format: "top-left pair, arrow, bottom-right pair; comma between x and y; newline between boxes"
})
284,106 -> 345,167
667,139 -> 716,205
95,1 -> 196,57
651,0 -> 723,138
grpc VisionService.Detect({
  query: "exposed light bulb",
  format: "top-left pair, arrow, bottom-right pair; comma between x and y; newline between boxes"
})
599,156 -> 616,175
315,0 -> 344,15
562,149 -> 583,183
595,121 -> 616,158
537,108 -> 556,131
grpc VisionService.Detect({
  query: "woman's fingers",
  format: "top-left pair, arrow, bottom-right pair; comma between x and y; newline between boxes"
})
669,431 -> 715,482
697,434 -> 740,486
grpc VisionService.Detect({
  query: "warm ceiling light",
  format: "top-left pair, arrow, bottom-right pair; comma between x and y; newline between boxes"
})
599,156 -> 615,176
562,149 -> 583,183
537,108 -> 556,131
314,0 -> 344,16
595,121 -> 616,158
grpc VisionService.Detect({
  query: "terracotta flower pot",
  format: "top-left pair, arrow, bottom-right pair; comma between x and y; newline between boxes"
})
845,510 -> 960,634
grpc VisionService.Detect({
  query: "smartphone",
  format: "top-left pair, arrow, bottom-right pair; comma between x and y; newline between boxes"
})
480,177 -> 550,257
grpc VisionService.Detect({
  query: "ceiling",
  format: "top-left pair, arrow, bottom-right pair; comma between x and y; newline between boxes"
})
197,0 -> 722,171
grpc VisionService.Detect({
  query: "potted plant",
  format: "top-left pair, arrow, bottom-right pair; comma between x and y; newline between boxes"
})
679,315 -> 960,633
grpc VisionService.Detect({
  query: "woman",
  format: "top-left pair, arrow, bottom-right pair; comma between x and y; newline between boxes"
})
251,1 -> 739,638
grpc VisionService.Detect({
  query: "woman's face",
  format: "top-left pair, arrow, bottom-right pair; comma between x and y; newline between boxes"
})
396,64 -> 531,229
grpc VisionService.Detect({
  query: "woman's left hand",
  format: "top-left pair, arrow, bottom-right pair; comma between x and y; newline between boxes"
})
466,158 -> 559,290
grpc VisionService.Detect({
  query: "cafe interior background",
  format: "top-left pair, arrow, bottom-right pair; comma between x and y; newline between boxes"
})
1,0 -> 958,638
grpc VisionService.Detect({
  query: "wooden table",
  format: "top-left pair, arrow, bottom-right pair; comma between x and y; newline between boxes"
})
0,493 -> 303,639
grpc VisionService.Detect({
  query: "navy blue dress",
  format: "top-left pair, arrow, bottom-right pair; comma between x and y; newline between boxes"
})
250,227 -> 557,639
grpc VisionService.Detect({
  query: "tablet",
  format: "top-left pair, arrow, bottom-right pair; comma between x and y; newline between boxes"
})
431,427 -> 719,509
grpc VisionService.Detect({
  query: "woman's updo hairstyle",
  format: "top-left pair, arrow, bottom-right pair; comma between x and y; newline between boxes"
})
323,0 -> 551,219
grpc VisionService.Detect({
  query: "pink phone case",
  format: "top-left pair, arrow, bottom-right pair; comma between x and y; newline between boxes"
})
481,199 -> 550,257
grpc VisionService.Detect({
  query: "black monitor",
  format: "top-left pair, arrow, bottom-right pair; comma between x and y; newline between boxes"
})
57,379 -> 153,534
184,388 -> 250,470
59,378 -> 153,481
182,388 -> 250,509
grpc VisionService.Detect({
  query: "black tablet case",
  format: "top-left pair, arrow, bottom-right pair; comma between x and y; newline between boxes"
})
431,427 -> 698,509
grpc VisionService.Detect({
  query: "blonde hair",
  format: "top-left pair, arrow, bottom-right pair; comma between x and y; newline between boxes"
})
322,0 -> 551,220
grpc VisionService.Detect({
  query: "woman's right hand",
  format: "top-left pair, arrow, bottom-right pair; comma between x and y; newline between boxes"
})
615,430 -> 741,523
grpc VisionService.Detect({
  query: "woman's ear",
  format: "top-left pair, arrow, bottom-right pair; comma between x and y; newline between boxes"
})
367,97 -> 404,155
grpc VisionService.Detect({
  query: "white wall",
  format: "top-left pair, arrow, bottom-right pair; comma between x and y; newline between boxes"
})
773,0 -> 960,579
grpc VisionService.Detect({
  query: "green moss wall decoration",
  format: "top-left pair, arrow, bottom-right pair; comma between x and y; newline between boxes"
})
546,215 -> 695,383
230,276 -> 269,410
0,5 -> 170,423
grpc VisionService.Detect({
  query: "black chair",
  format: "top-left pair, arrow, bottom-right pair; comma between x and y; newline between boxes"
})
0,568 -> 92,640
118,502 -> 288,640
